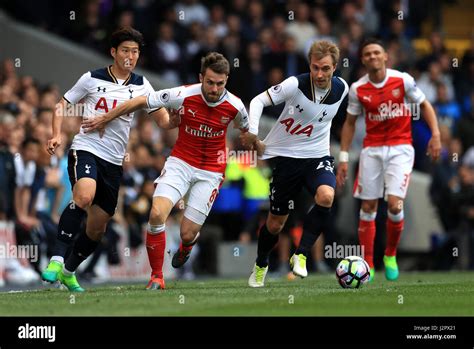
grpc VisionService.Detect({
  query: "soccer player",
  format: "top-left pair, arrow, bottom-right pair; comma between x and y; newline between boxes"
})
41,27 -> 176,291
242,40 -> 349,287
336,38 -> 441,281
81,52 -> 249,290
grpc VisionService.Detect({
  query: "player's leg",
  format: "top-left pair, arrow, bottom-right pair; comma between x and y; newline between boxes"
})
293,157 -> 336,278
59,204 -> 110,291
360,199 -> 378,281
383,195 -> 404,280
249,157 -> 302,287
383,144 -> 414,280
170,168 -> 223,270
145,195 -> 175,290
58,156 -> 122,291
354,147 -> 385,281
146,156 -> 192,289
42,150 -> 97,283
171,211 -> 203,268
248,212 -> 289,287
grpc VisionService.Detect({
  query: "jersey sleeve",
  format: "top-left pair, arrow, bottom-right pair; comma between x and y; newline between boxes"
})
147,86 -> 185,110
234,100 -> 249,131
143,77 -> 161,114
403,72 -> 426,104
265,76 -> 299,105
63,72 -> 91,104
346,83 -> 363,116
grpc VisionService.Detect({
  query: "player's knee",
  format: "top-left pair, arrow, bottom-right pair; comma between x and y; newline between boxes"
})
73,193 -> 94,208
361,200 -> 377,213
315,188 -> 334,207
388,204 -> 402,215
149,205 -> 167,225
266,219 -> 284,234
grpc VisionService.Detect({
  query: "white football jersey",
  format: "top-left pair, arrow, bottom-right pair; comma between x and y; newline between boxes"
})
259,74 -> 348,159
64,66 -> 158,165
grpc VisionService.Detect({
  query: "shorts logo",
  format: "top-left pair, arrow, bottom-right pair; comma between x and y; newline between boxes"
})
160,92 -> 170,103
221,116 -> 230,124
392,88 -> 400,98
85,164 -> 91,174
272,85 -> 282,94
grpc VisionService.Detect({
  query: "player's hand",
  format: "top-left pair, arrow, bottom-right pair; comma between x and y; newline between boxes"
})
82,115 -> 108,135
46,136 -> 61,155
240,132 -> 257,149
168,109 -> 181,129
255,139 -> 266,157
427,134 -> 441,162
336,162 -> 349,188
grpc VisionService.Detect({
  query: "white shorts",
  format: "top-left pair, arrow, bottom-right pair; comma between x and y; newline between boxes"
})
153,156 -> 224,224
353,144 -> 414,200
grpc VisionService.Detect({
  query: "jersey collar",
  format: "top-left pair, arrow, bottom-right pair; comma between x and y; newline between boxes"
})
107,65 -> 132,85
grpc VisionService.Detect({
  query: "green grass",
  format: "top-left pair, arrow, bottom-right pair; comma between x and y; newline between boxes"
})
1,272 -> 473,316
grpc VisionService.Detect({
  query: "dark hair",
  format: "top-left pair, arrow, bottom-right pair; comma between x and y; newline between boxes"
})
359,37 -> 385,56
200,52 -> 230,75
21,137 -> 40,149
110,27 -> 145,49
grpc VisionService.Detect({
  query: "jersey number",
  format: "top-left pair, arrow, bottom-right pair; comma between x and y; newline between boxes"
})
317,160 -> 334,172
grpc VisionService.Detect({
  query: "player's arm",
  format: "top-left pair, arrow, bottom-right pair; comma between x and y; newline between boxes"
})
82,96 -> 148,133
150,108 -> 181,130
47,98 -> 67,155
420,100 -> 441,161
337,84 -> 360,188
242,77 -> 298,148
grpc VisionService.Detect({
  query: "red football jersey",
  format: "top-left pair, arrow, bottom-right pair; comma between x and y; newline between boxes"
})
147,84 -> 249,173
347,69 -> 426,148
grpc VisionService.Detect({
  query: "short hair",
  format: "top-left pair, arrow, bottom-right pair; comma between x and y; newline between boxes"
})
307,40 -> 340,65
110,27 -> 145,49
200,52 -> 230,75
360,37 -> 385,56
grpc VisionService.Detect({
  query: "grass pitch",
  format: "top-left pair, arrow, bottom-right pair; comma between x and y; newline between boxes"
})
1,272 -> 473,316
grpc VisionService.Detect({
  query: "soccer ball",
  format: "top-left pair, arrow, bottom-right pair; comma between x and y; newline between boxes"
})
336,256 -> 370,289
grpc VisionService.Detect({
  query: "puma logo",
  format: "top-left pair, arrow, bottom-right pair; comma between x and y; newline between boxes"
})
188,109 -> 197,117
362,95 -> 372,102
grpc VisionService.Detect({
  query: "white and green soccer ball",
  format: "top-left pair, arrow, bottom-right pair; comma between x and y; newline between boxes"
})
336,255 -> 370,289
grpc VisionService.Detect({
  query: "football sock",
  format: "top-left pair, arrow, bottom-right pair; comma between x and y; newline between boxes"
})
255,224 -> 279,268
358,210 -> 377,268
64,231 -> 100,272
146,223 -> 166,279
295,204 -> 331,258
52,204 -> 86,259
385,210 -> 404,256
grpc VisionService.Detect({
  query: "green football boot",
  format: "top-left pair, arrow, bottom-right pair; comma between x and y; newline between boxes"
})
41,260 -> 63,283
383,255 -> 399,281
58,269 -> 85,292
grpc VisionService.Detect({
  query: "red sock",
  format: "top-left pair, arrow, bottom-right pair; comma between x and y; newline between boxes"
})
358,220 -> 376,268
146,231 -> 166,278
385,218 -> 404,256
180,241 -> 194,253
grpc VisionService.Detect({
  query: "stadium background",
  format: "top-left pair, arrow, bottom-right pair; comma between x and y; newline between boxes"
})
0,0 -> 473,288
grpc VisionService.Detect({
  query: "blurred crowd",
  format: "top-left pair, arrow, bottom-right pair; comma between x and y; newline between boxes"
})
0,0 -> 473,286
